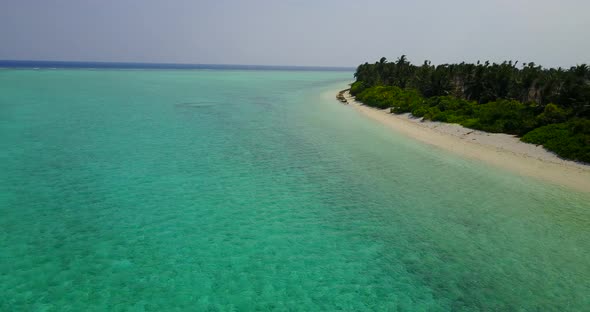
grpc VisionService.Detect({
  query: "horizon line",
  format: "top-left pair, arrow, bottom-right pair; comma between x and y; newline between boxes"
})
0,59 -> 355,71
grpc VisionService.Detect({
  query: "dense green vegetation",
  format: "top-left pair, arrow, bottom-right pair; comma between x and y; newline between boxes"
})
351,56 -> 590,163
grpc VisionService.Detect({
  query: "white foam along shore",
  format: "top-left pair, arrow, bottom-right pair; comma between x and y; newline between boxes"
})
339,90 -> 590,193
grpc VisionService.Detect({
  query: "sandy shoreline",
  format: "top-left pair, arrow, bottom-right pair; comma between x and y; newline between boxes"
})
340,90 -> 590,193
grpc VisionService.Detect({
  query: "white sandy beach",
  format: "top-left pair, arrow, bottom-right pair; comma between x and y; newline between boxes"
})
340,90 -> 590,193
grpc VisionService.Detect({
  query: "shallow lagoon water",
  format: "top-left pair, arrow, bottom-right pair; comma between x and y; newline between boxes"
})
1,69 -> 589,311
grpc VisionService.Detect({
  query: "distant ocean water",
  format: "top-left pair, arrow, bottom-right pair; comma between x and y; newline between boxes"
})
1,66 -> 589,311
0,60 -> 353,71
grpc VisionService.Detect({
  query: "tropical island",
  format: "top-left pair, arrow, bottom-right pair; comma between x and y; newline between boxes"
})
346,56 -> 590,163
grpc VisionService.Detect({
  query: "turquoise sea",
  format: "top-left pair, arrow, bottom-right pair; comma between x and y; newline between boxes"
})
1,68 -> 589,311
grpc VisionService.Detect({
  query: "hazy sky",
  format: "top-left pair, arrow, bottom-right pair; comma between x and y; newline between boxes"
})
1,0 -> 589,67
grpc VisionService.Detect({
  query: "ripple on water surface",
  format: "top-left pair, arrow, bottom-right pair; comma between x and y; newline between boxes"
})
1,69 -> 589,311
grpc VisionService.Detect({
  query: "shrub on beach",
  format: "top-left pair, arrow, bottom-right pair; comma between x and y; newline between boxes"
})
354,86 -> 541,135
470,100 -> 537,135
537,103 -> 570,126
521,119 -> 590,163
355,86 -> 423,111
350,81 -> 366,95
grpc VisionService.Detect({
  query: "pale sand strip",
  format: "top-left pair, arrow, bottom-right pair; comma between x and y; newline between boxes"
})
341,90 -> 590,193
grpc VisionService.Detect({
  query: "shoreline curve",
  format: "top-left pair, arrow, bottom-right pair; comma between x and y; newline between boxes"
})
339,89 -> 590,193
